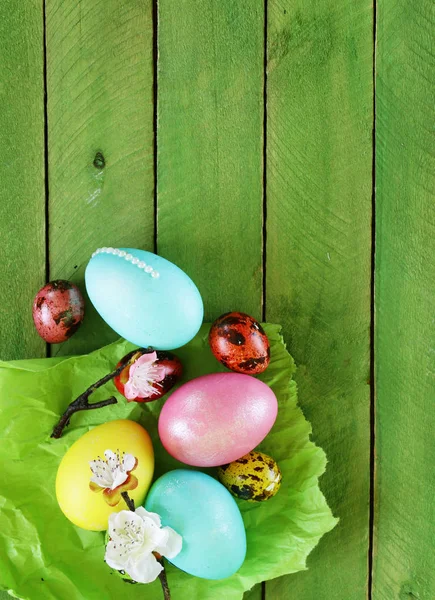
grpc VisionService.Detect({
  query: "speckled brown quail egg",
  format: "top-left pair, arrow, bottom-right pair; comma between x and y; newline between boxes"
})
217,451 -> 282,502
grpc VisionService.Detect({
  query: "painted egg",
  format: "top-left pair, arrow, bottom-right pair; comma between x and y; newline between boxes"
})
158,373 -> 278,467
32,280 -> 85,343
114,349 -> 183,402
56,420 -> 154,531
85,247 -> 203,350
218,451 -> 282,502
209,312 -> 270,374
145,470 -> 246,580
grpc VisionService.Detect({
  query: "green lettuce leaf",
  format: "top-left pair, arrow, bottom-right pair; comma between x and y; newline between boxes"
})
0,324 -> 337,599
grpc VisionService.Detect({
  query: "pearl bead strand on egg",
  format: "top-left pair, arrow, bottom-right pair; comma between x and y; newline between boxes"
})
91,248 -> 160,279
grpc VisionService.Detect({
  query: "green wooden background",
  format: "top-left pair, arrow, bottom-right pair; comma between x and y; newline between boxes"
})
0,0 -> 433,599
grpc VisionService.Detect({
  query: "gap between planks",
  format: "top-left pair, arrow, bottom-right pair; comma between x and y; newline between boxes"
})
153,0 -> 158,253
262,0 -> 269,326
42,0 -> 51,359
368,0 -> 377,597
262,1 -> 268,595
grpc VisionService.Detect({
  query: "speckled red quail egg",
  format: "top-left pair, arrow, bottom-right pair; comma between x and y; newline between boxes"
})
32,280 -> 85,343
209,312 -> 270,374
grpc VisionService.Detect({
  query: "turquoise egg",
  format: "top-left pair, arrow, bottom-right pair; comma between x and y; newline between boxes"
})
145,470 -> 247,580
85,248 -> 203,350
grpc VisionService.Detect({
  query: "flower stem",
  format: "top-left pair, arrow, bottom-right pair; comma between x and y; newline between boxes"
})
155,555 -> 171,600
51,348 -> 152,439
121,491 -> 135,512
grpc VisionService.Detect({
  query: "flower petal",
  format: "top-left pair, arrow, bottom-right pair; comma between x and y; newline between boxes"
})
123,474 -> 138,492
126,552 -> 163,584
135,507 -> 161,528
105,539 -> 127,572
124,381 -> 140,400
103,488 -> 122,507
124,351 -> 166,400
138,517 -> 163,554
111,469 -> 128,490
104,449 -> 118,463
107,510 -> 123,532
154,526 -> 183,559
109,509 -> 143,533
129,352 -> 158,374
89,457 -> 113,488
126,353 -> 158,398
89,481 -> 103,493
123,453 -> 137,472
153,364 -> 167,381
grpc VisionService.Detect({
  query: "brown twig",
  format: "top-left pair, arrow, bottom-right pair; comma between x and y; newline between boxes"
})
155,555 -> 171,600
51,348 -> 152,439
121,491 -> 135,511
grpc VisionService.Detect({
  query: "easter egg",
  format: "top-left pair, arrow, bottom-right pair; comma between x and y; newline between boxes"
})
145,470 -> 246,579
56,420 -> 154,531
209,312 -> 270,374
32,280 -> 85,343
218,451 -> 282,502
158,373 -> 278,467
85,247 -> 203,350
114,349 -> 183,402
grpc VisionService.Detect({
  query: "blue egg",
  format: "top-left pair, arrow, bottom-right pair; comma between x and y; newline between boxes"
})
145,470 -> 247,580
85,248 -> 203,350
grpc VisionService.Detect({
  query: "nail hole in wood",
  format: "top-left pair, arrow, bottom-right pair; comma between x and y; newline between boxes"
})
93,152 -> 105,170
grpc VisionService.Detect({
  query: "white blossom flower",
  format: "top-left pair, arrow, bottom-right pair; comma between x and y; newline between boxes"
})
89,450 -> 138,506
105,507 -> 182,584
124,351 -> 166,400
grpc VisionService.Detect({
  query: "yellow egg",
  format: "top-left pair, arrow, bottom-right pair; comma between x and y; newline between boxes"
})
56,420 -> 154,531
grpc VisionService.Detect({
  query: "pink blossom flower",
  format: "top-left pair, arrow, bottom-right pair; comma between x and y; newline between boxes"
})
124,352 -> 166,401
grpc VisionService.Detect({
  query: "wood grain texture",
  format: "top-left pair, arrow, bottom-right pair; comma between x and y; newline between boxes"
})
46,0 -> 155,356
265,1 -> 373,598
157,0 -> 264,322
373,1 -> 435,598
0,1 -> 46,361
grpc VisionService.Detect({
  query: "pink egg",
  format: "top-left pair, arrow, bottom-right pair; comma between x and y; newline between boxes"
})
158,373 -> 278,467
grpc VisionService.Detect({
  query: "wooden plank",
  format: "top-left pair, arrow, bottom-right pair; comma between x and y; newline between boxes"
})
265,1 -> 373,598
0,1 -> 46,361
373,1 -> 435,598
46,0 -> 155,356
157,0 -> 264,322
